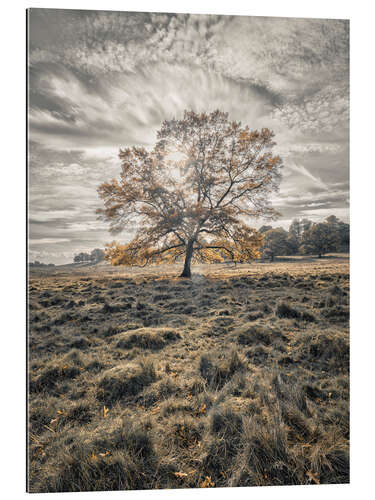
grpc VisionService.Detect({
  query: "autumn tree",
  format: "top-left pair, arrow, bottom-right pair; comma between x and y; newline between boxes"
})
98,110 -> 283,277
262,227 -> 290,261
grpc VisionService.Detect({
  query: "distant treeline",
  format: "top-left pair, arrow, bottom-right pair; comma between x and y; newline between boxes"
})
260,215 -> 349,261
73,248 -> 105,264
29,261 -> 56,268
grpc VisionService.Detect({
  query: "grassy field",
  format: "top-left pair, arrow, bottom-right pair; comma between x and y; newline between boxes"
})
27,255 -> 349,492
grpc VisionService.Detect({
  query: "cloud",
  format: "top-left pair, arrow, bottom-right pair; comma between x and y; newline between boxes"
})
29,238 -> 71,244
29,62 -> 277,151
299,207 -> 350,222
287,162 -> 329,191
271,84 -> 349,133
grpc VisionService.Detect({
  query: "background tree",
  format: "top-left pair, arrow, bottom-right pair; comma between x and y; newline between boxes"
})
29,260 -> 55,267
338,222 -> 349,251
300,221 -> 340,258
74,252 -> 91,263
90,248 -> 105,263
287,219 -> 303,254
301,218 -> 312,234
98,110 -> 283,277
326,215 -> 349,251
258,225 -> 273,234
261,227 -> 289,261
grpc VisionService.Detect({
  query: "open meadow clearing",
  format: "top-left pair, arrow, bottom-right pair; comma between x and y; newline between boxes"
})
27,255 -> 349,492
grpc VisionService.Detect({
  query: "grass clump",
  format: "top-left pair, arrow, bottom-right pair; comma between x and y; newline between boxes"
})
275,302 -> 316,322
116,327 -> 181,351
30,358 -> 81,393
199,350 -> 247,389
97,359 -> 157,404
201,405 -> 243,485
165,415 -> 203,449
293,330 -> 349,371
43,420 -> 156,492
230,416 -> 299,486
275,302 -> 300,319
235,323 -> 277,346
322,306 -> 349,321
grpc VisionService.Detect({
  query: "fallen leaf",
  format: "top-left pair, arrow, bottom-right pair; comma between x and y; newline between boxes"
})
199,403 -> 206,414
306,470 -> 320,484
103,406 -> 109,418
174,472 -> 188,478
200,476 -> 214,488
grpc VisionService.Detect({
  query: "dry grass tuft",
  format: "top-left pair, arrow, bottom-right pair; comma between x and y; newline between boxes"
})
116,327 -> 181,350
199,350 -> 247,389
97,359 -> 157,404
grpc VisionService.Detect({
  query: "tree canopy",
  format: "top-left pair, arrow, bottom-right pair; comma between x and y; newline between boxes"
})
259,216 -> 349,261
73,248 -> 105,264
300,220 -> 341,258
261,228 -> 289,261
98,110 -> 283,277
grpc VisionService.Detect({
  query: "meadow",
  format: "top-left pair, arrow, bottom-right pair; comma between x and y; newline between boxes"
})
28,255 -> 349,492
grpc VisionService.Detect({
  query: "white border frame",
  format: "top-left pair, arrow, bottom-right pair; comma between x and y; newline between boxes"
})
1,1 -> 374,498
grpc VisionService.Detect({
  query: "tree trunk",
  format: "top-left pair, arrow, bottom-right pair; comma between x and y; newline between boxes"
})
180,240 -> 194,278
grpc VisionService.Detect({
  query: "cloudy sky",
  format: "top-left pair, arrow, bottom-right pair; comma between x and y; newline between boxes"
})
28,9 -> 349,264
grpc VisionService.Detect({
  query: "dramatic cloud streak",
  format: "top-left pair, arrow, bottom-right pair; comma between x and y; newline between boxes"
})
28,9 -> 349,264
